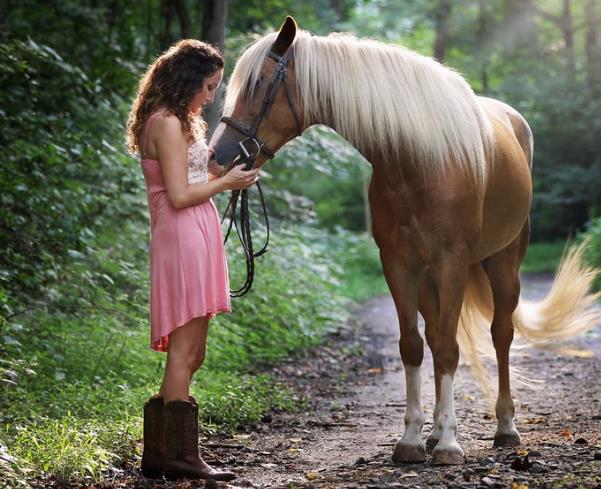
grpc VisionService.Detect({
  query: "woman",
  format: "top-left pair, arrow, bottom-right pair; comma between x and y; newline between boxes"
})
127,39 -> 257,481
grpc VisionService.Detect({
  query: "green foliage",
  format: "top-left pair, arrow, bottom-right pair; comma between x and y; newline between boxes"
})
328,230 -> 388,301
266,126 -> 371,232
582,216 -> 601,290
0,38 -> 139,303
521,241 -> 566,274
228,0 -> 357,34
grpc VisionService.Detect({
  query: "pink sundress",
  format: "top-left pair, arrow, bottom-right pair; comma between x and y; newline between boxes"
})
140,113 -> 231,351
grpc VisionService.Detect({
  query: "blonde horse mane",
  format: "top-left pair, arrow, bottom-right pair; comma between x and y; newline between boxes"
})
224,29 -> 494,189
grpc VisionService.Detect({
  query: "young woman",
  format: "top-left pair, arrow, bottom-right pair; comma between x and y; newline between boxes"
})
127,39 -> 257,481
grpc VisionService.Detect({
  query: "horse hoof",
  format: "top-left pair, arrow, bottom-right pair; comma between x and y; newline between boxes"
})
392,442 -> 426,463
493,431 -> 521,447
425,436 -> 439,453
432,444 -> 465,465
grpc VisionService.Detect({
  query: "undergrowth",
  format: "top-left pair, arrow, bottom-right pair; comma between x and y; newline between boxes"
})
0,209 -> 383,486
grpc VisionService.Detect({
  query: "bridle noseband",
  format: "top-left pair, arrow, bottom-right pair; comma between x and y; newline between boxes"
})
220,48 -> 303,167
219,48 -> 302,298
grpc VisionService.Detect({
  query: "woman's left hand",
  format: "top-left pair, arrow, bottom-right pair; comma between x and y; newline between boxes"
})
208,158 -> 225,178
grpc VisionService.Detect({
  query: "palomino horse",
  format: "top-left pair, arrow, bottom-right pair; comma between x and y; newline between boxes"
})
209,17 -> 600,465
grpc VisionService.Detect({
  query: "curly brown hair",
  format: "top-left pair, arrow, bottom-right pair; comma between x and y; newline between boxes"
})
127,39 -> 224,155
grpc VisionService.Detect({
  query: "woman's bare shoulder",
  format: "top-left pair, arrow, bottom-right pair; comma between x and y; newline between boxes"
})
151,113 -> 186,144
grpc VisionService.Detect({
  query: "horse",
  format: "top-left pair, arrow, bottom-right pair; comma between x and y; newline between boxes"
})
209,16 -> 601,465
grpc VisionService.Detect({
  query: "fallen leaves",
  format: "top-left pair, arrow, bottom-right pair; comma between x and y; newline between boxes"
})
399,470 -> 418,478
522,416 -> 546,425
510,454 -> 532,471
305,471 -> 319,480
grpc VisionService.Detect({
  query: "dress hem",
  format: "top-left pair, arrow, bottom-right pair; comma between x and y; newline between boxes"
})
150,305 -> 232,352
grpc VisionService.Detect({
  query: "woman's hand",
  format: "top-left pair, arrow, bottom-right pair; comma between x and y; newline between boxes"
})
222,164 -> 260,190
208,158 -> 224,178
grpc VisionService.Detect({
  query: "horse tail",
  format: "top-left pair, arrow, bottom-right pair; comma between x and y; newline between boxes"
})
456,263 -> 496,401
456,240 -> 601,398
513,241 -> 601,342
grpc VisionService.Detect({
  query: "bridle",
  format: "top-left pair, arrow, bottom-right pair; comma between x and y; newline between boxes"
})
220,48 -> 303,166
220,47 -> 303,297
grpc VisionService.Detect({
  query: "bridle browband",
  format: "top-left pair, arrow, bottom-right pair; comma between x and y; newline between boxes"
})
220,48 -> 303,165
220,47 -> 303,298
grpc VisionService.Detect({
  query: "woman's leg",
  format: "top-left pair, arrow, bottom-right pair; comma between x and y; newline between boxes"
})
159,316 -> 209,402
189,317 -> 209,383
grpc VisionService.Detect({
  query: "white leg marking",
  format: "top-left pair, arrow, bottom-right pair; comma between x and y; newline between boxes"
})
426,392 -> 441,450
392,365 -> 426,462
494,392 -> 521,446
401,366 -> 425,446
432,374 -> 463,461
496,393 -> 516,434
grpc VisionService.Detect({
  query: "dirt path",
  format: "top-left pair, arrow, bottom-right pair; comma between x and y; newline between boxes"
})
206,274 -> 601,489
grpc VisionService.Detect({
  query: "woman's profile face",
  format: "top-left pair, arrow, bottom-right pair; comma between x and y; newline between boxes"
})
189,68 -> 224,114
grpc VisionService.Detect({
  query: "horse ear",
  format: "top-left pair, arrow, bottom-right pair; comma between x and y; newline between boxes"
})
272,16 -> 297,56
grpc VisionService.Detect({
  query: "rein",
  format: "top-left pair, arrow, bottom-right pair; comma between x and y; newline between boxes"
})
221,177 -> 270,298
219,48 -> 302,297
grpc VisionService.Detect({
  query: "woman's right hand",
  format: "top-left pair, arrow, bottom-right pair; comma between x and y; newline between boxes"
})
222,164 -> 260,190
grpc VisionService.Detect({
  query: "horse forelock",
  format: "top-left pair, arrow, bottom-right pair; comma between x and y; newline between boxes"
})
224,29 -> 493,189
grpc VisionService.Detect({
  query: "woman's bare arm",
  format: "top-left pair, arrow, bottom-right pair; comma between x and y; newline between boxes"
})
153,115 -> 257,209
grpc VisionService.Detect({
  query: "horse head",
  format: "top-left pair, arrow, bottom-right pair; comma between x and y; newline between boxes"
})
209,16 -> 304,171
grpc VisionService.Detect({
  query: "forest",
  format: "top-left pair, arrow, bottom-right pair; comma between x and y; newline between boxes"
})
1,0 -> 600,487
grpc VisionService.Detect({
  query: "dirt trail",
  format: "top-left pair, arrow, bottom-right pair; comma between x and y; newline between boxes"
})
212,274 -> 601,489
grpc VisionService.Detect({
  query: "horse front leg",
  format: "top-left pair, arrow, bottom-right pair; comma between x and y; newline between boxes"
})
418,271 -> 442,452
379,248 -> 426,463
429,245 -> 469,465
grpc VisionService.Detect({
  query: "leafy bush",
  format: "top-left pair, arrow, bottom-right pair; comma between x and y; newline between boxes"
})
0,39 -> 140,304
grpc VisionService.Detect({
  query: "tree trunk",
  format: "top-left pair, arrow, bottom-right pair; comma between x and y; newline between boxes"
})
160,0 -> 175,50
146,0 -> 153,55
201,0 -> 226,51
106,0 -> 119,42
0,1 -> 12,25
201,0 -> 228,136
174,0 -> 191,39
433,0 -> 452,63
477,0 -> 489,93
560,0 -> 575,76
585,0 -> 601,94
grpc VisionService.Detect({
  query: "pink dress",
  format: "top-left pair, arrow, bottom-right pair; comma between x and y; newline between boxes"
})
140,113 -> 231,352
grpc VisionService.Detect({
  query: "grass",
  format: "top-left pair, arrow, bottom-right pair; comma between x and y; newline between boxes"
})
521,241 -> 566,274
0,219 -> 381,487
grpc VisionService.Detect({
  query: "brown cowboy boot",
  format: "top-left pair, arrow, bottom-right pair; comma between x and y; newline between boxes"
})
163,399 -> 236,481
141,395 -> 165,478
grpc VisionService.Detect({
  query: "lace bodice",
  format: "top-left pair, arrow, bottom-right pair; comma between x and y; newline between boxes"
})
187,140 -> 209,184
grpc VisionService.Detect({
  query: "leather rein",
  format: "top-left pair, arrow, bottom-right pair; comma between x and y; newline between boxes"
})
220,48 -> 302,297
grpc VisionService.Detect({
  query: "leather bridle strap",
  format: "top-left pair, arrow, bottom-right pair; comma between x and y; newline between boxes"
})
220,48 -> 301,298
219,48 -> 302,163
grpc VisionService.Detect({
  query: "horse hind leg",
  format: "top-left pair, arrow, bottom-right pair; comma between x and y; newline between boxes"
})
428,245 -> 470,465
379,250 -> 426,463
482,222 -> 529,447
418,271 -> 442,453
